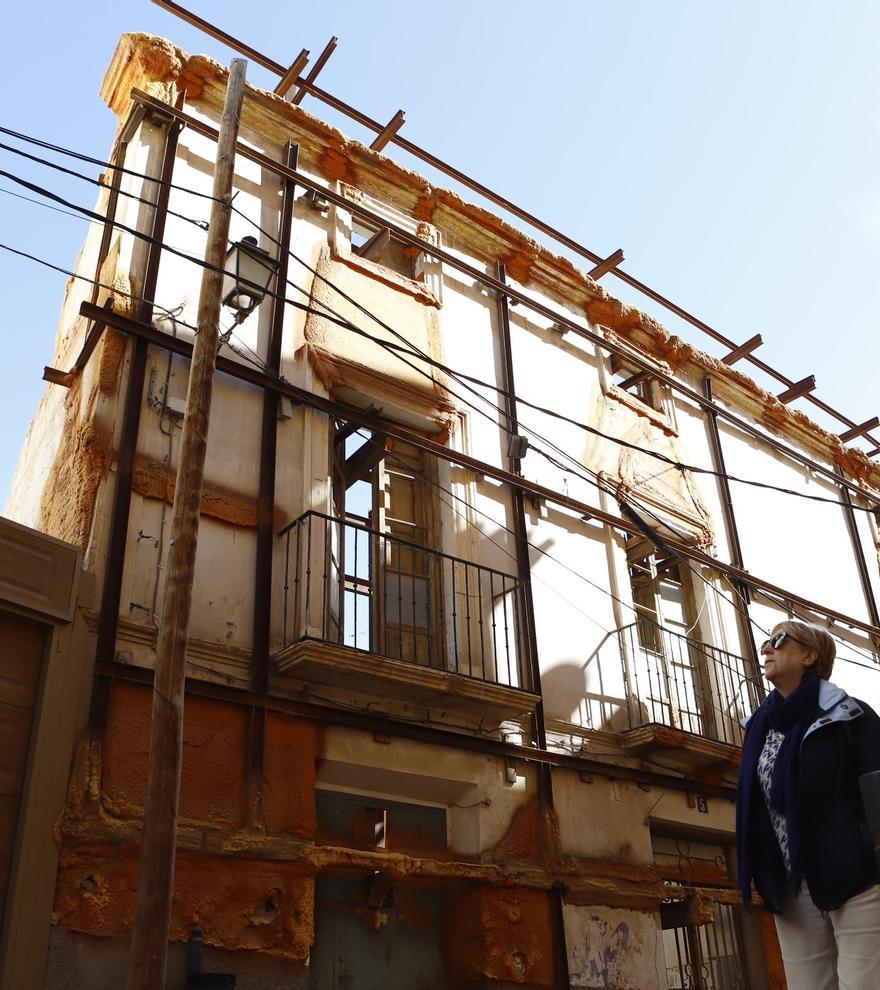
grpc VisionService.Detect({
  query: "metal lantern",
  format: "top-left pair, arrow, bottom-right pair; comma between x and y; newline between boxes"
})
221,235 -> 278,317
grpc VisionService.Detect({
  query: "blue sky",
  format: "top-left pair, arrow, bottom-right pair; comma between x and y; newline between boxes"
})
2,1 -> 879,502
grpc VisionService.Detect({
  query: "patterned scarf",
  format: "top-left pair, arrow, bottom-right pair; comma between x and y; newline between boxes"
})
737,672 -> 821,906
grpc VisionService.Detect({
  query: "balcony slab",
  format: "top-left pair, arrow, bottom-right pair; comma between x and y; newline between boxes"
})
273,639 -> 540,720
619,723 -> 741,772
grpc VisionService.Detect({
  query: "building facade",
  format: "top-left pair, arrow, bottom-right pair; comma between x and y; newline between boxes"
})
4,30 -> 880,989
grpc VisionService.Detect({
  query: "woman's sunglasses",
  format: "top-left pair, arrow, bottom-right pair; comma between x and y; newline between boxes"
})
761,631 -> 811,652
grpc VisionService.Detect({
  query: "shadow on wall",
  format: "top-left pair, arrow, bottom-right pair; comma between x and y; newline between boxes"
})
540,634 -> 638,733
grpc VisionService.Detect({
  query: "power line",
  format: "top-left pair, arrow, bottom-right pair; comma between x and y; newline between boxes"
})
3,158 -> 879,668
0,127 -> 880,513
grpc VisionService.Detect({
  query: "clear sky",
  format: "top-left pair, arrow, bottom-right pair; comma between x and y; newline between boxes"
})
2,0 -> 879,502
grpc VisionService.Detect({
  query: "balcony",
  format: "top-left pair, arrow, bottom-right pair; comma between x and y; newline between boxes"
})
273,511 -> 540,720
586,619 -> 757,769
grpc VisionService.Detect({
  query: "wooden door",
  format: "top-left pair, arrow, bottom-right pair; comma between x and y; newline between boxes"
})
0,611 -> 47,934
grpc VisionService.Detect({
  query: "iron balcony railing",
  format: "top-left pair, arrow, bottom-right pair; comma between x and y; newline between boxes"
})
612,618 -> 756,747
278,511 -> 529,690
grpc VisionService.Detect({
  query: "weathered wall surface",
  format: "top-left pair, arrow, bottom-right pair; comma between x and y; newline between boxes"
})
12,29 -> 880,990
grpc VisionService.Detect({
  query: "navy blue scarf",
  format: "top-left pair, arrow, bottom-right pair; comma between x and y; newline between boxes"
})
737,673 -> 821,906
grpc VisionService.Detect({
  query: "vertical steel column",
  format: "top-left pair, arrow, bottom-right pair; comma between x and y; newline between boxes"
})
95,112 -> 183,666
248,142 -> 297,827
835,465 -> 880,634
252,141 -> 298,692
702,377 -> 764,700
496,263 -> 570,988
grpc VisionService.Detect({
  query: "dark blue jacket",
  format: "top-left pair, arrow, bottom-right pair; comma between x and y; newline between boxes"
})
742,680 -> 880,912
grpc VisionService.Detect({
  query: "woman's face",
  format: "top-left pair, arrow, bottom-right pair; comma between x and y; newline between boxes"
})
761,626 -> 817,697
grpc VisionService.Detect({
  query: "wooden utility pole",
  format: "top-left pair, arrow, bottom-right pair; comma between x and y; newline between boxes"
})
126,58 -> 247,990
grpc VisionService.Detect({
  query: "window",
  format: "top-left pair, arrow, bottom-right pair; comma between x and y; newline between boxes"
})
609,353 -> 661,410
329,425 -> 443,667
316,789 -> 447,853
626,548 -> 709,736
652,828 -> 749,990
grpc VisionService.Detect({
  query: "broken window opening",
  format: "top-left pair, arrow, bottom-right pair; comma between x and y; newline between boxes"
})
351,217 -> 417,279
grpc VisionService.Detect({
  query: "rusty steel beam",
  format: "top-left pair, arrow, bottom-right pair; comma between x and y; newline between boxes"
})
95,118 -> 183,668
370,110 -> 405,153
777,375 -> 816,405
274,48 -> 310,100
77,300 -> 880,643
148,0 -> 880,455
835,465 -> 880,630
151,0 -> 286,73
588,248 -> 624,280
721,333 -> 763,366
291,36 -> 338,106
252,142 -> 298,694
839,417 -> 880,444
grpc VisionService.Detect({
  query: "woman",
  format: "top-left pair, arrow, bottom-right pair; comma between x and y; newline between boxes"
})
737,619 -> 880,988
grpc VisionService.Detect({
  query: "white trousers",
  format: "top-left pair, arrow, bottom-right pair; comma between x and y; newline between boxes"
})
774,884 -> 880,989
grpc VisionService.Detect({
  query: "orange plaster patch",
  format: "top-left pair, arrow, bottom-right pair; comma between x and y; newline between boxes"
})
262,713 -> 318,838
101,682 -> 249,830
490,796 -> 544,861
447,885 -> 555,987
317,145 -> 358,185
54,844 -> 314,961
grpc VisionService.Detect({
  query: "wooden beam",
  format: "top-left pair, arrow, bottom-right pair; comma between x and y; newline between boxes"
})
125,58 -> 248,990
777,375 -> 816,404
588,248 -> 624,280
839,417 -> 880,444
370,110 -> 405,152
721,333 -> 763,366
273,48 -> 310,99
292,36 -> 338,106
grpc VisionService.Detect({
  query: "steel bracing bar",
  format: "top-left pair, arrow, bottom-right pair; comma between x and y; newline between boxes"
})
291,37 -> 337,106
252,141 -> 298,694
125,89 -> 880,509
148,0 -> 880,455
74,300 -> 880,643
94,115 -> 183,667
96,660 -> 738,798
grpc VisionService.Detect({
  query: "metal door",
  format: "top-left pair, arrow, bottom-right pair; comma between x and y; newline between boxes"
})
309,873 -> 446,989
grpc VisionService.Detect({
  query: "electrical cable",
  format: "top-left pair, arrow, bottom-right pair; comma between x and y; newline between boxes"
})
3,133 -> 878,515
4,156 -> 879,672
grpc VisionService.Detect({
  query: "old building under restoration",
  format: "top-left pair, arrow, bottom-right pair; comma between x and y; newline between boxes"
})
3,25 -> 880,990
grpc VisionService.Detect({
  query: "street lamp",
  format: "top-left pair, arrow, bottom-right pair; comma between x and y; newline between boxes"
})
222,235 -> 279,318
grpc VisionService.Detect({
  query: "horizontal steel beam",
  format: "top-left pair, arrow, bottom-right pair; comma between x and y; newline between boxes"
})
777,375 -> 816,405
588,249 -> 624,281
126,88 -> 880,505
75,300 -> 880,641
95,660 -> 738,798
370,110 -> 405,153
840,418 -> 880,444
291,36 -> 337,106
721,333 -> 763,366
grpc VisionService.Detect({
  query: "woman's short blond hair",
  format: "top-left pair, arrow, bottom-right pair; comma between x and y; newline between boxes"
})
775,620 -> 836,680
